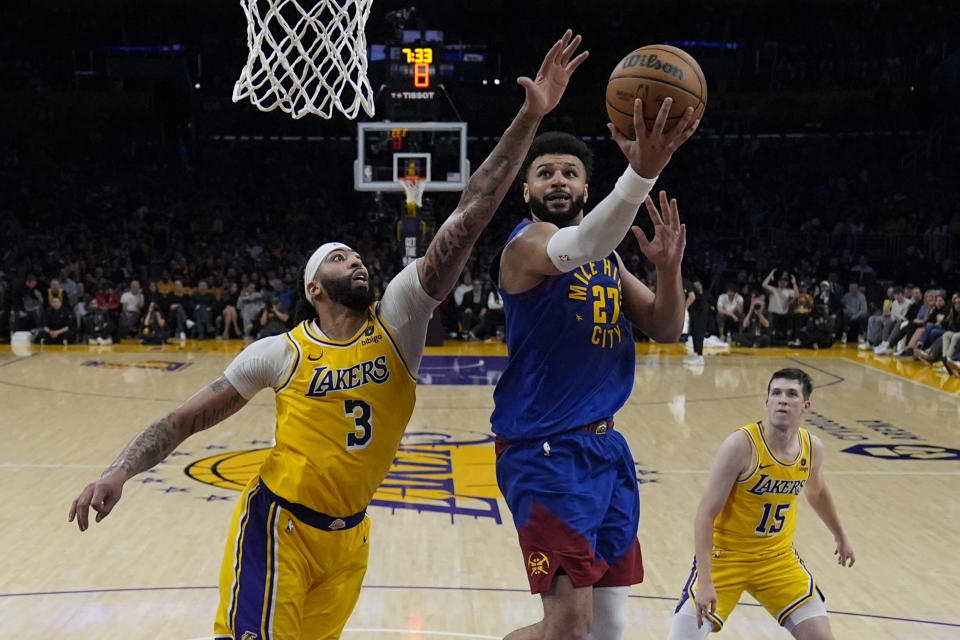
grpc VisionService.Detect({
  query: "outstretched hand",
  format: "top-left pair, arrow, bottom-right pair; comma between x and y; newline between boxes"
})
631,190 -> 686,272
68,470 -> 126,532
609,97 -> 700,178
517,29 -> 589,118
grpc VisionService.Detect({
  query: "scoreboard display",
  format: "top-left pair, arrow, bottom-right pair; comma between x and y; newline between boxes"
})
368,30 -> 487,99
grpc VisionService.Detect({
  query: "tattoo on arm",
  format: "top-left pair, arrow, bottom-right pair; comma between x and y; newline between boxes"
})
186,384 -> 245,435
105,376 -> 245,478
419,111 -> 541,298
106,413 -> 180,478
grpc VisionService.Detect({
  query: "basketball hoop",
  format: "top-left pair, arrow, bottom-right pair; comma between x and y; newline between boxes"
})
399,176 -> 426,211
232,0 -> 375,120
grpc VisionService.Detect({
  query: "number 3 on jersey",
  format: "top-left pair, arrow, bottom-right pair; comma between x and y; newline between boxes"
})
345,399 -> 373,449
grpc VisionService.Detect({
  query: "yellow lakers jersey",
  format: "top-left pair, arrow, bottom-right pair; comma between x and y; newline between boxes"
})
258,308 -> 417,516
713,422 -> 812,555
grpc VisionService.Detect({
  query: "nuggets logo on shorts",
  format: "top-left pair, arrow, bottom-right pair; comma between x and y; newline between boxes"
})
528,551 -> 550,576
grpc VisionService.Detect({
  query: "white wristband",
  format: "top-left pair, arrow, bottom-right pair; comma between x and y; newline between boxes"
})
613,166 -> 658,204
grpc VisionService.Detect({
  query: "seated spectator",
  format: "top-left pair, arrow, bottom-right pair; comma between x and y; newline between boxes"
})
82,298 -> 114,345
192,280 -> 217,339
258,297 -> 290,338
787,282 -> 815,344
219,281 -> 243,339
164,279 -> 194,340
716,284 -> 744,341
485,286 -> 506,341
907,292 -> 948,357
457,279 -> 487,340
140,301 -> 168,345
733,293 -> 772,348
839,282 -> 869,343
95,280 -> 122,329
237,283 -> 265,339
11,274 -> 44,333
47,278 -> 66,306
118,280 -> 145,339
37,296 -> 75,344
875,288 -> 936,356
917,292 -> 960,364
862,286 -> 911,349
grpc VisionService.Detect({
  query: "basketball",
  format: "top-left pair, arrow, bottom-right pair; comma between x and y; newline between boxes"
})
605,45 -> 707,138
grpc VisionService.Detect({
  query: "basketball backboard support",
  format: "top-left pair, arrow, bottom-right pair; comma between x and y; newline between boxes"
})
354,121 -> 468,192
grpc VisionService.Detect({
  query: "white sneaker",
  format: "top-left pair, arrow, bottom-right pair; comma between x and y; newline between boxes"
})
185,319 -> 195,329
874,342 -> 891,355
683,354 -> 705,366
179,331 -> 187,341
858,341 -> 871,350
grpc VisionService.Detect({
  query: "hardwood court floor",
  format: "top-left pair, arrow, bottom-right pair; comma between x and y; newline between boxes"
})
1,338 -> 958,639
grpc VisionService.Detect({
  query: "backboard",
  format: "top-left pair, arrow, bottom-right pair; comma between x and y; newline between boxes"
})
354,122 -> 468,192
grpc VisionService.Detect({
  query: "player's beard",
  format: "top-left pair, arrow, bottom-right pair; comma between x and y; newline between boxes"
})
321,273 -> 373,312
528,191 -> 585,228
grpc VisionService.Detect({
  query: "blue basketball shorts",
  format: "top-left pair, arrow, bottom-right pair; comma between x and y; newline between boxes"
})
495,426 -> 643,593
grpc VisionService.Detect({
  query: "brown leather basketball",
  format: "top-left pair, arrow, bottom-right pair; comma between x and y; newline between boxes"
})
606,45 -> 707,137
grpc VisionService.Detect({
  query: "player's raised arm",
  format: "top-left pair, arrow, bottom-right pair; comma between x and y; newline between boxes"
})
415,29 -> 588,299
803,434 -> 856,567
68,376 -> 247,531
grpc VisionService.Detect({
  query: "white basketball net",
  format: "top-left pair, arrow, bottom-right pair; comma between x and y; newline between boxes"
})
400,177 -> 426,208
232,0 -> 376,120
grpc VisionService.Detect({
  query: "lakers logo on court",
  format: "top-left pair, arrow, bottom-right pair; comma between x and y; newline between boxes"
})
527,551 -> 550,576
184,431 -> 506,523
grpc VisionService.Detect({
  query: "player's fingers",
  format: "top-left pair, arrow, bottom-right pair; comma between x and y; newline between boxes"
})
670,106 -> 696,141
607,122 -> 628,145
679,223 -> 687,250
516,76 -> 534,91
678,118 -> 701,143
631,99 -> 650,142
94,491 -> 120,522
68,497 -> 79,522
631,226 -> 650,250
644,193 -> 665,227
658,191 -> 673,227
559,33 -> 582,64
537,37 -> 565,77
565,50 -> 589,74
650,97 -> 673,137
669,196 -> 681,229
73,484 -> 94,531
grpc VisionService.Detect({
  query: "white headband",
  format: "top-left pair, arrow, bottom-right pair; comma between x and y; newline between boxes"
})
303,242 -> 351,299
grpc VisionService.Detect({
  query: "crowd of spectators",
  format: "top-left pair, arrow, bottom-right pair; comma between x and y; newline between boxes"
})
2,2 -> 958,380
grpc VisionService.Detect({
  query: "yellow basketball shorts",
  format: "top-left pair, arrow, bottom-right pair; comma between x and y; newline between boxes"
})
674,546 -> 823,631
214,476 -> 371,640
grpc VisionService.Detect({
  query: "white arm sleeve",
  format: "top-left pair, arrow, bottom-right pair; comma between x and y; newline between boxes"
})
223,334 -> 295,400
546,166 -> 657,272
378,261 -> 442,375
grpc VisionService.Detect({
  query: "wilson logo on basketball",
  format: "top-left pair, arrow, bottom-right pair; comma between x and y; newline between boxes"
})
620,53 -> 685,80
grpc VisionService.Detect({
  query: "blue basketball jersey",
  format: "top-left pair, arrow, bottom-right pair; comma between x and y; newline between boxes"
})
490,219 -> 636,441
